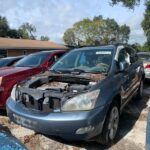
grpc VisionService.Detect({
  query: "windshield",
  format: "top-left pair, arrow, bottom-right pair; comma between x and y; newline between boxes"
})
0,59 -> 12,67
15,53 -> 49,67
138,54 -> 150,61
51,48 -> 113,74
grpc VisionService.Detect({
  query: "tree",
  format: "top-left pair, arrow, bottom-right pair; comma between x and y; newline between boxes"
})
142,42 -> 150,51
131,43 -> 142,52
119,25 -> 130,43
40,36 -> 50,41
110,0 -> 140,9
63,16 -> 130,46
19,23 -> 36,40
0,16 -> 10,37
142,0 -> 150,50
131,42 -> 150,52
7,29 -> 20,38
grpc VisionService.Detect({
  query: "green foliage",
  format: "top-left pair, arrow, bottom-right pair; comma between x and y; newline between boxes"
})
18,28 -> 29,39
40,36 -> 50,41
0,16 -> 9,37
0,16 -> 49,40
111,0 -> 140,9
63,16 -> 130,46
119,25 -> 130,43
19,23 -> 36,39
142,0 -> 150,50
7,29 -> 20,38
131,42 -> 150,52
142,42 -> 150,51
131,43 -> 142,52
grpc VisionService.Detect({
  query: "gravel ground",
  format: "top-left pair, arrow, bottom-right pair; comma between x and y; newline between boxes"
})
0,84 -> 149,150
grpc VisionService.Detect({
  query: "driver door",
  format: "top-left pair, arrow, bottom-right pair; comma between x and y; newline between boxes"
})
118,48 -> 132,105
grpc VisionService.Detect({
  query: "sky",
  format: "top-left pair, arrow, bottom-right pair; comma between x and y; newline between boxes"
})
0,0 -> 147,44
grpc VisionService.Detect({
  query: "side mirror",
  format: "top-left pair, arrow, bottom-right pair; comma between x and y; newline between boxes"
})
119,62 -> 129,72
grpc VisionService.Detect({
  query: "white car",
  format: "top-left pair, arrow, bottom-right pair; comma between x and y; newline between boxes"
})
138,52 -> 150,79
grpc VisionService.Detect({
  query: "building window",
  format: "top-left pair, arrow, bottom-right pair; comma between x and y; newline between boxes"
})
23,50 -> 27,55
0,50 -> 7,57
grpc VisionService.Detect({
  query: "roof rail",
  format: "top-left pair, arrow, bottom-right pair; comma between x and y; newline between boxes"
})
65,43 -> 130,49
66,44 -> 115,48
114,43 -> 131,47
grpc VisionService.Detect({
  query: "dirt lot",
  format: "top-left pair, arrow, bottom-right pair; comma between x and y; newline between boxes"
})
0,84 -> 149,150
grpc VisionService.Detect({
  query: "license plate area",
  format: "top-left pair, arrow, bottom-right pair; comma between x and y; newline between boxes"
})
13,114 -> 37,129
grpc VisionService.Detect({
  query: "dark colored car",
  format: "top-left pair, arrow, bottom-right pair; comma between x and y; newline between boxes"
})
0,131 -> 27,150
0,55 -> 4,59
137,52 -> 150,79
7,45 -> 144,145
0,56 -> 24,67
0,50 -> 65,108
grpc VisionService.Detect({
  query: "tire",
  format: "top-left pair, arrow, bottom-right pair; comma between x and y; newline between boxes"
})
136,80 -> 143,100
97,102 -> 120,145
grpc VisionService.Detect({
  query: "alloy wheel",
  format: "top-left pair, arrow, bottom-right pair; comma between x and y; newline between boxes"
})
108,106 -> 119,140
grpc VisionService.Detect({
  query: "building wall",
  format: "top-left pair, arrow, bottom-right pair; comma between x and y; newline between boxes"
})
7,49 -> 42,57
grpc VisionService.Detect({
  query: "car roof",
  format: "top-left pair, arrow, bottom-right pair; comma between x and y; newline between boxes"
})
30,50 -> 66,55
1,56 -> 24,60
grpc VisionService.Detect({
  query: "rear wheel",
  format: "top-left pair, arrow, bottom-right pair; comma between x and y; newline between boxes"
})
97,102 -> 120,145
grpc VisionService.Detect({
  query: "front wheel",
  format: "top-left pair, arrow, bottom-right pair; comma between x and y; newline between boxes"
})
97,102 -> 120,145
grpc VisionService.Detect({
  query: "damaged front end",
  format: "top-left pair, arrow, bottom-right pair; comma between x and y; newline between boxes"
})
12,73 -> 105,112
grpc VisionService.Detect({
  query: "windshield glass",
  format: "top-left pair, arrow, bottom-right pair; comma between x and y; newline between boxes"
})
51,48 -> 113,74
15,53 -> 49,67
0,59 -> 11,67
138,54 -> 150,61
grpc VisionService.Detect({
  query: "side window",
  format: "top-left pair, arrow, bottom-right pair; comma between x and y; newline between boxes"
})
118,48 -> 131,66
78,53 -> 86,66
49,53 -> 64,66
127,48 -> 138,64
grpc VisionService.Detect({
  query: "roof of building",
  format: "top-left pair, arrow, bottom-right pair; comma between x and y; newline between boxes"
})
0,37 -> 68,50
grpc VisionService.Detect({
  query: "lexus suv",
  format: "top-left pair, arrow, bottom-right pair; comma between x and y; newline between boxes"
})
7,44 -> 144,145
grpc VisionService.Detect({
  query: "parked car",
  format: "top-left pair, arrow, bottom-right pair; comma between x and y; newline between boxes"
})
137,52 -> 150,79
7,45 -> 144,145
0,56 -> 24,67
0,55 -> 4,59
0,50 -> 65,108
0,131 -> 26,150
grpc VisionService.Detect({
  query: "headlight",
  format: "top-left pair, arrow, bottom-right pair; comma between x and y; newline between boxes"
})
61,89 -> 100,111
11,85 -> 17,101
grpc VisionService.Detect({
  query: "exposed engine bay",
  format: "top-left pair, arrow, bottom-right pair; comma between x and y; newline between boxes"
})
16,73 -> 105,112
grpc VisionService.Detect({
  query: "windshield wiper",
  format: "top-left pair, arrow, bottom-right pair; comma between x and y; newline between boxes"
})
50,69 -> 62,74
71,68 -> 86,73
72,68 -> 107,75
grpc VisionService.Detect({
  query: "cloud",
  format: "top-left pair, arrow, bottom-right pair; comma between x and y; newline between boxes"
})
0,0 -> 101,43
119,10 -> 146,44
0,0 -> 146,44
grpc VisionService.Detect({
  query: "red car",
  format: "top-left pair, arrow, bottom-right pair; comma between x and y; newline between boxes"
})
0,50 -> 66,108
